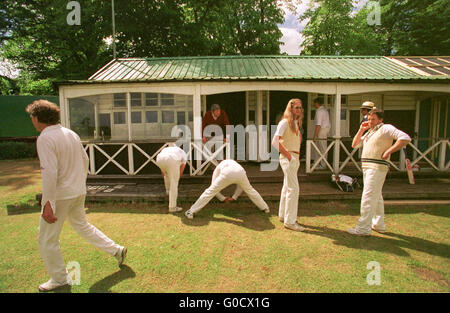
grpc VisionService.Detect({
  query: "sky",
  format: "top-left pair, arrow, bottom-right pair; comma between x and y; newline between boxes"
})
278,0 -> 370,55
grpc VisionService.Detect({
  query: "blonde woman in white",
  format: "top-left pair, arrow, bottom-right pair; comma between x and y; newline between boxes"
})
272,98 -> 305,231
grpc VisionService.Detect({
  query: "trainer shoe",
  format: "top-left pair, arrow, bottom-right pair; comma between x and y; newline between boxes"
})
284,223 -> 305,232
347,228 -> 370,236
185,210 -> 194,219
169,206 -> 183,213
371,226 -> 386,234
115,246 -> 127,267
260,207 -> 270,214
38,277 -> 71,292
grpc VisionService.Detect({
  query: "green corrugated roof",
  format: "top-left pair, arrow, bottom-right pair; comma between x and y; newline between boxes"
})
66,55 -> 450,84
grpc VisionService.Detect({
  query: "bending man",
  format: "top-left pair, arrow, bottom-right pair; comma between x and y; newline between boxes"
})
185,159 -> 269,219
156,145 -> 187,213
348,108 -> 411,236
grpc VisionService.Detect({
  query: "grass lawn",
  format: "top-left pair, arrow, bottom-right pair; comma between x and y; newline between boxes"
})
0,159 -> 449,293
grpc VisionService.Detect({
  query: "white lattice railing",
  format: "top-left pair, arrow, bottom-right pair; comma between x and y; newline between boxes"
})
306,138 -> 450,174
83,141 -> 230,176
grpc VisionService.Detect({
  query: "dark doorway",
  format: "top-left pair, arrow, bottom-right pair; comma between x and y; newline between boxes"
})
206,92 -> 246,126
270,91 -> 308,157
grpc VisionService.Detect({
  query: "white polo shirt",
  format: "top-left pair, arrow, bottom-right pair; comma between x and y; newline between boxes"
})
315,106 -> 331,128
37,124 -> 89,213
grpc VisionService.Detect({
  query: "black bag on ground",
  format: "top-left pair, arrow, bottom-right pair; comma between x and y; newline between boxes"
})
331,174 -> 360,192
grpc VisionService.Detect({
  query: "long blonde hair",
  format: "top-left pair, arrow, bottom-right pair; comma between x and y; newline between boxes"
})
282,98 -> 303,134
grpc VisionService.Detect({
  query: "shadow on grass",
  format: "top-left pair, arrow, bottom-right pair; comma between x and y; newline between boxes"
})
89,265 -> 136,293
301,224 -> 450,258
180,205 -> 276,231
6,201 -> 41,215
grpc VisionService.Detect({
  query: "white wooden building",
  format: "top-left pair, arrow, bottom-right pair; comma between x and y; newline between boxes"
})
56,56 -> 450,176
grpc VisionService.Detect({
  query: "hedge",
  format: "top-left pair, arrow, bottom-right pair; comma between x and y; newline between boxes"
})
0,141 -> 37,160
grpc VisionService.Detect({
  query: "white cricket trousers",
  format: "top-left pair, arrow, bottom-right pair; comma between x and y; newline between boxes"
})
190,163 -> 268,213
355,168 -> 387,234
38,195 -> 121,284
313,127 -> 330,167
279,157 -> 300,225
156,154 -> 181,209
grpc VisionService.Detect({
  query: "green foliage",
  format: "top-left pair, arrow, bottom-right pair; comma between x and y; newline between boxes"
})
300,0 -> 354,55
0,0 -> 285,96
300,0 -> 450,56
0,141 -> 37,160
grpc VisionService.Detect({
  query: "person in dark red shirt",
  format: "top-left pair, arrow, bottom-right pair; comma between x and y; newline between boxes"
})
202,103 -> 230,143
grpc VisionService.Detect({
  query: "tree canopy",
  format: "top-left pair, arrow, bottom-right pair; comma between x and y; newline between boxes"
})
0,0 -> 285,95
300,0 -> 450,56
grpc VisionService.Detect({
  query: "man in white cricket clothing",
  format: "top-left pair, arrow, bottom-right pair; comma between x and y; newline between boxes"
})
312,98 -> 331,170
184,159 -> 269,219
272,98 -> 305,231
156,145 -> 187,212
348,108 -> 411,236
27,100 -> 127,292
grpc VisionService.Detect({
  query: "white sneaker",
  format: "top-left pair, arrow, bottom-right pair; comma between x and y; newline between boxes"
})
38,277 -> 71,292
260,207 -> 270,214
169,206 -> 183,213
185,210 -> 194,219
347,228 -> 370,236
284,223 -> 305,232
115,246 -> 127,266
371,226 -> 386,234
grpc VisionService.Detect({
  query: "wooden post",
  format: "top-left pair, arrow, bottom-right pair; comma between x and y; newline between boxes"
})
333,88 -> 341,174
193,85 -> 202,171
126,92 -> 132,142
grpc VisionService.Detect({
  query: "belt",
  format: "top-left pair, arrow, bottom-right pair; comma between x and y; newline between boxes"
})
361,158 -> 390,167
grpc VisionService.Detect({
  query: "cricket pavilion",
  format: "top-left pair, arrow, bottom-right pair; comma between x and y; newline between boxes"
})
55,55 -> 450,178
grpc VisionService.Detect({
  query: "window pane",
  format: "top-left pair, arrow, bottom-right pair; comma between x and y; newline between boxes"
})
177,111 -> 185,125
145,93 -> 158,106
162,111 -> 174,123
114,93 -> 126,107
131,111 -> 142,123
114,112 -> 126,124
131,93 -> 142,107
188,111 -> 193,122
145,111 -> 158,123
161,93 -> 174,106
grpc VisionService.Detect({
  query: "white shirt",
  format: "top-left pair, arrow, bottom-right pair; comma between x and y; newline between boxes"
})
314,106 -> 331,128
272,119 -> 301,152
361,123 -> 411,144
37,125 -> 89,213
158,146 -> 188,163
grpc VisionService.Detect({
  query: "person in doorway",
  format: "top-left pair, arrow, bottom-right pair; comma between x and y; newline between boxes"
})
348,108 -> 411,236
184,159 -> 269,219
271,98 -> 305,231
156,145 -> 187,213
202,103 -> 230,143
360,101 -> 374,124
26,100 -> 127,292
312,98 -> 331,170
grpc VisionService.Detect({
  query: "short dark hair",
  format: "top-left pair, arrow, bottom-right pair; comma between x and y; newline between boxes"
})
313,97 -> 323,105
369,107 -> 384,120
26,99 -> 60,125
